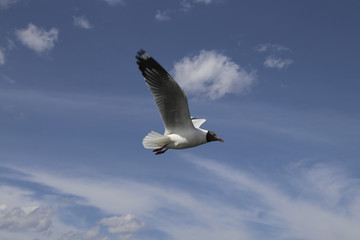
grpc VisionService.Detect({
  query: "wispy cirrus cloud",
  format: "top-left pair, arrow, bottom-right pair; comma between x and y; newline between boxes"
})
172,50 -> 256,99
0,39 -> 17,66
0,0 -> 19,9
180,0 -> 192,11
185,154 -> 360,240
102,0 -> 125,6
256,43 -> 293,70
0,89 -> 154,120
1,165 -> 251,240
73,16 -> 93,29
0,48 -> 5,65
6,38 -> 16,50
2,153 -> 360,240
194,0 -> 214,4
155,9 -> 171,21
256,43 -> 291,53
58,226 -> 109,240
0,72 -> 16,84
2,151 -> 360,240
264,55 -> 293,69
15,23 -> 59,54
163,0 -> 220,17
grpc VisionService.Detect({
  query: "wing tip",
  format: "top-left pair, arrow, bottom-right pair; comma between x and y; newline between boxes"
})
136,49 -> 150,62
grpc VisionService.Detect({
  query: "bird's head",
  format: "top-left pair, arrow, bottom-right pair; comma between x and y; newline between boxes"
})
206,131 -> 224,143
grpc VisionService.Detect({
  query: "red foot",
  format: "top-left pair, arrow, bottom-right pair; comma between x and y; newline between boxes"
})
153,145 -> 168,155
155,149 -> 168,155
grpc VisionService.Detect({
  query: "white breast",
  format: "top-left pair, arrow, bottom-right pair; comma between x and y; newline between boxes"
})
166,128 -> 207,149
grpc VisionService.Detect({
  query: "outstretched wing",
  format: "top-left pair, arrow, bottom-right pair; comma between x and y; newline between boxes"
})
136,50 -> 195,134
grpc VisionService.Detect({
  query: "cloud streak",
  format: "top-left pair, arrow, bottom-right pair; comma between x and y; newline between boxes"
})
0,0 -> 19,9
0,48 -> 5,65
194,0 -> 214,4
102,0 -> 125,6
263,55 -> 293,69
256,43 -> 293,70
256,43 -> 291,53
155,9 -> 171,21
185,154 -> 360,240
0,89 -> 155,122
3,165 -> 251,240
58,226 -> 109,240
2,145 -> 360,240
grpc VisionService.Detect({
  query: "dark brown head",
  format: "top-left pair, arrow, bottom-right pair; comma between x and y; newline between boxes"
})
206,131 -> 224,143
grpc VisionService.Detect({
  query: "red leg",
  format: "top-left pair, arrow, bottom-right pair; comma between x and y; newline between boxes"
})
155,148 -> 168,155
153,144 -> 167,152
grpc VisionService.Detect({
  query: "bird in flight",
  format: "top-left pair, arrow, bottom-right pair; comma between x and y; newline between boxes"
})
136,50 -> 223,155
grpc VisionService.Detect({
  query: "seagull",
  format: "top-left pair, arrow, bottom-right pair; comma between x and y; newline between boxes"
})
136,50 -> 224,155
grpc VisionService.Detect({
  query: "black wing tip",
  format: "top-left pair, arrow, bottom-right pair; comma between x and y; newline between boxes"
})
136,49 -> 150,62
135,49 -> 170,78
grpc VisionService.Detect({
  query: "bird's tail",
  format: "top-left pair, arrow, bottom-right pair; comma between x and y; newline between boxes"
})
142,131 -> 170,149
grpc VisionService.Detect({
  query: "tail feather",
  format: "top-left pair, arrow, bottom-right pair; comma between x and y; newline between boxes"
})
142,131 -> 170,149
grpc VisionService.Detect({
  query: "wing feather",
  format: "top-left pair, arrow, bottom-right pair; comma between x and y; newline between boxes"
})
136,50 -> 194,134
191,118 -> 206,128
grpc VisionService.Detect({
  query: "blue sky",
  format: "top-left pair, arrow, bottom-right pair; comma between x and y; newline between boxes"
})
1,0 -> 360,239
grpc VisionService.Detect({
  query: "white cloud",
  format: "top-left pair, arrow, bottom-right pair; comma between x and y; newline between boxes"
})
186,154 -> 360,240
0,89 -> 154,120
5,147 -> 360,240
256,43 -> 293,70
0,48 -> 5,65
73,16 -> 93,29
194,0 -> 213,4
102,0 -> 125,6
0,205 -> 54,232
15,23 -> 59,54
263,56 -> 293,69
172,50 -> 256,99
256,43 -> 291,53
0,0 -> 19,9
99,214 -> 145,240
10,166 -> 251,240
180,0 -> 192,11
7,38 -> 16,50
0,185 -> 97,240
292,162 -> 355,207
155,9 -> 171,21
179,0 -> 218,12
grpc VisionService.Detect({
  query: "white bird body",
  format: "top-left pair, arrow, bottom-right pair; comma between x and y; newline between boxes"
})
136,50 -> 223,155
142,125 -> 208,150
166,128 -> 208,149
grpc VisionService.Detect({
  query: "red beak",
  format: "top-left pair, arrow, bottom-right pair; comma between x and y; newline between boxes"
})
218,138 -> 224,143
